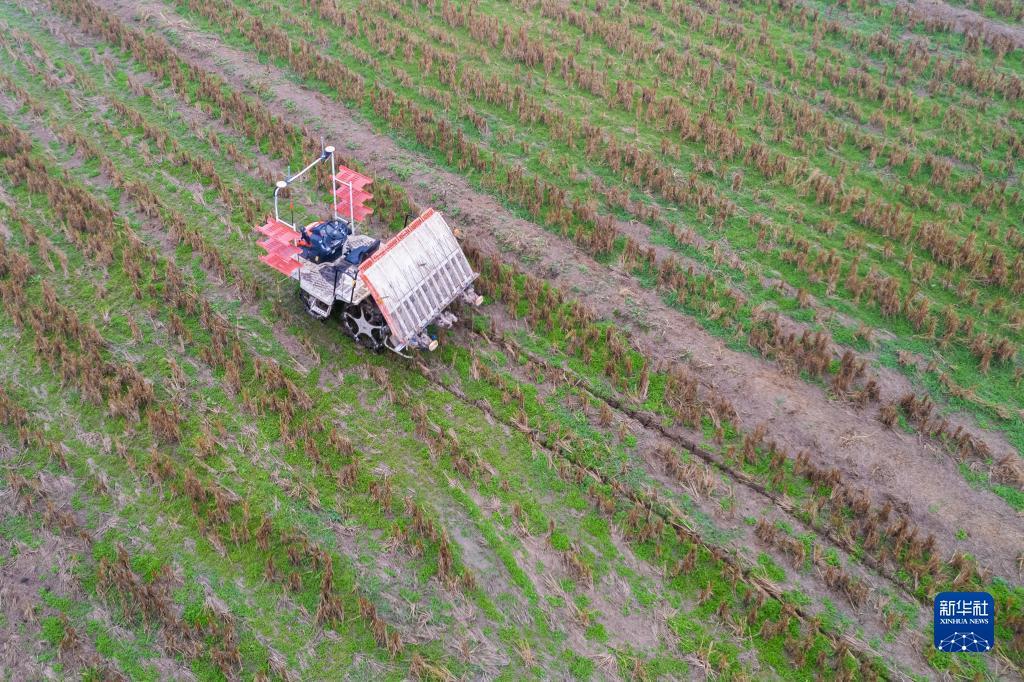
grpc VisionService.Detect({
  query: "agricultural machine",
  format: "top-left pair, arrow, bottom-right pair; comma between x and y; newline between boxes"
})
256,145 -> 482,354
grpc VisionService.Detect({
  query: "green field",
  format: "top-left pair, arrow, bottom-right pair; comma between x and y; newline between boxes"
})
0,0 -> 1021,679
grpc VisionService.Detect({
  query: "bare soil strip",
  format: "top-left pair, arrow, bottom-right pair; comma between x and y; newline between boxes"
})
900,0 -> 1024,47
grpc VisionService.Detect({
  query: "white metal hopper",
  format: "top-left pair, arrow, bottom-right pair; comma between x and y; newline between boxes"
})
359,208 -> 477,350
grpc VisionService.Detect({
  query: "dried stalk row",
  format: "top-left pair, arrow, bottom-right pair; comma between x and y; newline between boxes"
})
417,350 -> 891,680
462,245 -> 1023,655
428,0 -> 1019,226
1,32 -> 483,600
4,469 -> 130,681
753,518 -> 869,609
640,0 -> 1023,102
241,0 -> 1021,364
885,392 -> 1023,489
6,469 -> 91,546
0,227 -> 153,428
163,0 -> 618,256
98,545 -> 244,675
0,132 -> 462,670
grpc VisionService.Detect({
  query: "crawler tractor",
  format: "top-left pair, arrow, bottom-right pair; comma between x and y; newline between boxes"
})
256,146 -> 482,354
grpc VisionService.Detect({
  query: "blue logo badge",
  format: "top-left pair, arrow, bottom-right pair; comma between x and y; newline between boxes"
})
934,591 -> 994,652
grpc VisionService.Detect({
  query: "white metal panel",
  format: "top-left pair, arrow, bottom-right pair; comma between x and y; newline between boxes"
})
297,263 -> 370,304
359,209 -> 476,345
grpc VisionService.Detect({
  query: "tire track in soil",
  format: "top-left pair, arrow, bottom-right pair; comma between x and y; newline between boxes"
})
408,350 -> 920,681
456,316 -> 928,603
426,329 -> 934,679
895,0 -> 1024,48
95,0 -> 1024,582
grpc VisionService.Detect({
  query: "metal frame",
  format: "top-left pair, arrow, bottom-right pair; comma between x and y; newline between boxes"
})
272,143 -> 351,229
269,142 -> 359,303
340,176 -> 353,226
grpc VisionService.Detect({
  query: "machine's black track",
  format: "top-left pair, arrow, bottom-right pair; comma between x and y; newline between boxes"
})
298,289 -> 331,320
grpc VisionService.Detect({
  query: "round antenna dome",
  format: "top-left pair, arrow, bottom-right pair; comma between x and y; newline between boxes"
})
324,145 -> 335,154
275,180 -> 288,189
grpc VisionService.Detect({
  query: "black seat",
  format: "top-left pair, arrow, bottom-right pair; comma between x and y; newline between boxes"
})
344,239 -> 380,265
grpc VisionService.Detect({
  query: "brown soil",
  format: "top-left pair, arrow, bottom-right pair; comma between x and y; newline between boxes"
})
328,514 -> 513,674
901,0 -> 1024,48
0,467 -> 129,680
0,532 -> 91,679
612,205 -> 1014,476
